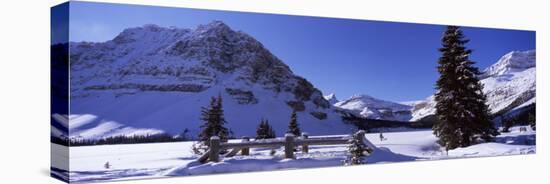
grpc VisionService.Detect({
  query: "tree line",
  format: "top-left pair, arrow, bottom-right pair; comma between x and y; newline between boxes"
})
69,133 -> 189,146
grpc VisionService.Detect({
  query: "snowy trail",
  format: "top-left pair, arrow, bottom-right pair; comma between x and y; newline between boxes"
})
52,127 -> 535,183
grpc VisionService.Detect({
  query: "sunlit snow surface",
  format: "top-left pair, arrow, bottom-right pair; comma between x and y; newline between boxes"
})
51,126 -> 535,183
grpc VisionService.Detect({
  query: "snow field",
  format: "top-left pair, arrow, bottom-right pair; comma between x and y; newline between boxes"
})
53,126 -> 535,182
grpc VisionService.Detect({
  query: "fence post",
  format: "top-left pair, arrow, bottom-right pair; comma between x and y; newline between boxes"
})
241,136 -> 250,155
284,133 -> 295,159
301,132 -> 309,153
356,130 -> 366,153
209,136 -> 220,162
356,130 -> 365,140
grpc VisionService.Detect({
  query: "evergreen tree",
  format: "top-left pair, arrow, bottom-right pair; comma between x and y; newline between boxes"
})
501,117 -> 513,133
198,95 -> 230,143
433,26 -> 499,150
256,119 -> 267,139
287,111 -> 301,136
256,119 -> 277,139
345,133 -> 367,165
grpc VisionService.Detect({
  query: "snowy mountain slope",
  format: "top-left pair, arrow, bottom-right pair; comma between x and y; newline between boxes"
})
64,21 -> 353,140
411,50 -> 536,121
323,93 -> 339,104
410,96 -> 436,122
334,94 -> 412,121
480,50 -> 535,78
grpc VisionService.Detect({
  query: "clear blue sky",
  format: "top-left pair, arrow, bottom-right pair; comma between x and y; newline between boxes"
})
62,1 -> 535,102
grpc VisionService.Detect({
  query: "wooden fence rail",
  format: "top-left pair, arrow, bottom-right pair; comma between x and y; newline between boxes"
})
199,130 -> 373,163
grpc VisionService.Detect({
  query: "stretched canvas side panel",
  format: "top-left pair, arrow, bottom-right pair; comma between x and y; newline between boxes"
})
51,2 -> 70,183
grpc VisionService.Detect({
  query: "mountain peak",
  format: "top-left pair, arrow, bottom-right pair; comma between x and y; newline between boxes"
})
196,20 -> 233,35
335,94 -> 412,121
205,20 -> 229,29
324,93 -> 339,104
110,24 -> 189,45
482,50 -> 535,78
336,94 -> 411,110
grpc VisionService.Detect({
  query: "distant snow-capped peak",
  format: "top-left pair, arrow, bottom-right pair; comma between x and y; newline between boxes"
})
335,94 -> 412,121
324,93 -> 339,104
336,94 -> 411,110
481,50 -> 535,78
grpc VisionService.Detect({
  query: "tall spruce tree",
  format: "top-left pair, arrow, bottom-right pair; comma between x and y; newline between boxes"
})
256,119 -> 267,139
198,95 -> 230,143
287,111 -> 301,136
433,26 -> 499,150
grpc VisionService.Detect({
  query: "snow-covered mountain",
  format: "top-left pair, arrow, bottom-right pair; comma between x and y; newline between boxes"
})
411,50 -> 536,121
480,50 -> 535,78
334,94 -> 412,121
410,96 -> 436,122
324,93 -> 339,105
61,21 -> 353,140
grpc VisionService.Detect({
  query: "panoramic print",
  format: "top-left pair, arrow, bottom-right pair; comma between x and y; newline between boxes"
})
51,1 -> 536,183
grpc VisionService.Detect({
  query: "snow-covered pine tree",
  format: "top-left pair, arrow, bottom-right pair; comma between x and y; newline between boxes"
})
433,26 -> 499,150
287,111 -> 301,136
345,133 -> 367,165
198,95 -> 230,143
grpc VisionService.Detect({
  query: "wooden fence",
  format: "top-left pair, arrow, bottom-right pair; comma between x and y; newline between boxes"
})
198,130 -> 374,163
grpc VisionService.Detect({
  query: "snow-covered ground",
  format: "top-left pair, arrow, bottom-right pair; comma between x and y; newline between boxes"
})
52,126 -> 535,183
